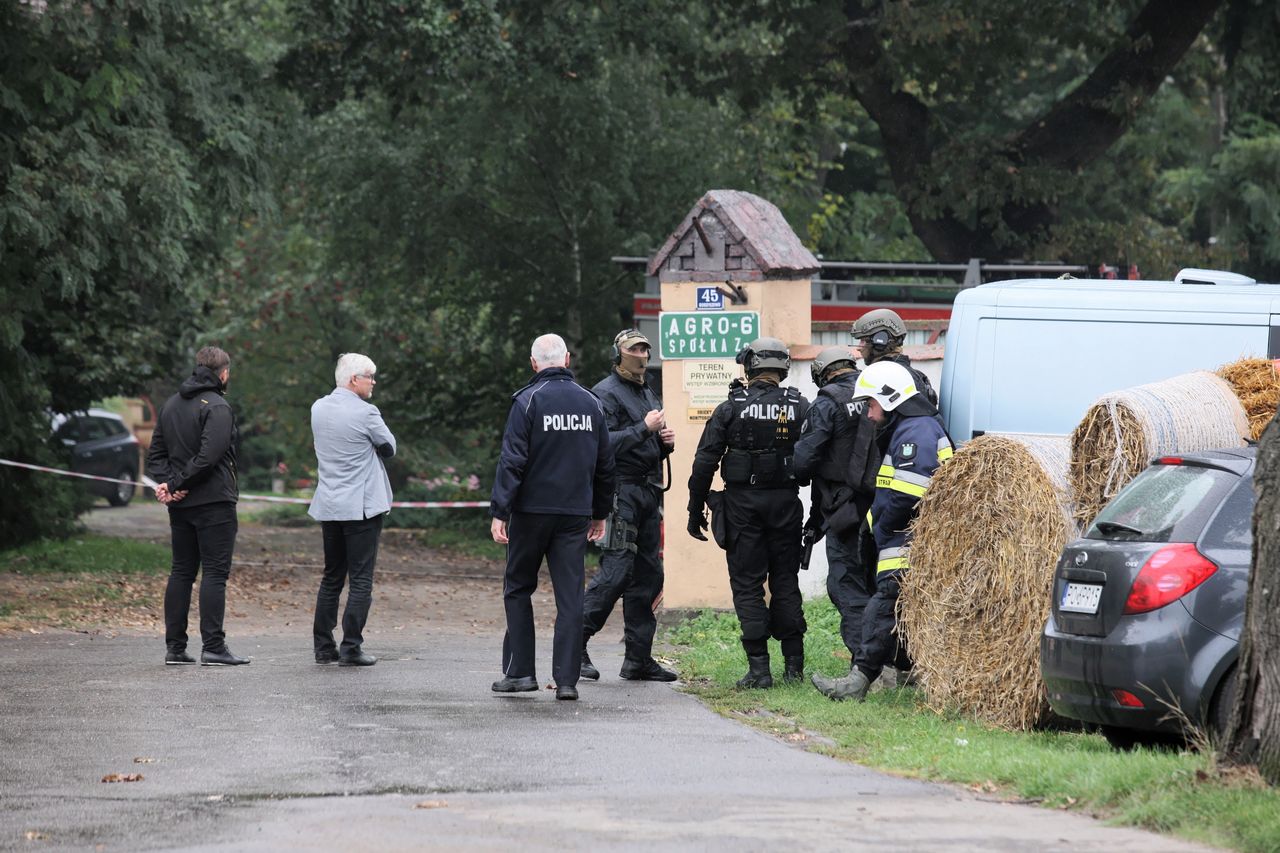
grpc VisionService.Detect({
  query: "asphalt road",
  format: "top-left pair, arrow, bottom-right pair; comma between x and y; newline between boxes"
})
0,633 -> 1217,852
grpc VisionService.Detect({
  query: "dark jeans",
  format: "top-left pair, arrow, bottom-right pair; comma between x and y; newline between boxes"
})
825,531 -> 874,657
501,512 -> 588,688
854,569 -> 912,681
164,501 -> 238,653
582,482 -> 662,663
723,488 -> 806,658
314,515 -> 384,657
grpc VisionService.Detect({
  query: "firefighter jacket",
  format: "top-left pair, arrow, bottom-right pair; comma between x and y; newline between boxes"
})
688,379 -> 809,512
591,371 -> 672,484
490,367 -> 616,521
869,407 -> 953,574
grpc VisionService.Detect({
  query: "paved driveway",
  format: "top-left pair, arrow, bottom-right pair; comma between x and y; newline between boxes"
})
0,633 -> 1216,852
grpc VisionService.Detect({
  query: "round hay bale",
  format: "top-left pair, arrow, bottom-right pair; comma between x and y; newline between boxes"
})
1069,371 -> 1249,527
900,433 -> 1077,731
1217,357 -> 1280,442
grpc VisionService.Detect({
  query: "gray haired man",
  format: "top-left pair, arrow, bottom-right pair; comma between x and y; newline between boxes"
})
309,353 -> 397,666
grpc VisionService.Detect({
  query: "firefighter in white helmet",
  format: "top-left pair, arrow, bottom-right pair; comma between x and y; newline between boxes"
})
811,360 -> 953,701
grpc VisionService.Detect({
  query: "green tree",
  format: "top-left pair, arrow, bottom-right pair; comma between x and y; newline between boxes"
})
274,0 -> 801,458
0,0 -> 274,546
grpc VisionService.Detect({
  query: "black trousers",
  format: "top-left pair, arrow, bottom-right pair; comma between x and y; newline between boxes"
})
854,569 -> 912,681
722,487 -> 806,658
824,530 -> 873,657
582,482 -> 662,663
164,501 -> 238,653
314,514 -> 384,656
502,512 -> 588,687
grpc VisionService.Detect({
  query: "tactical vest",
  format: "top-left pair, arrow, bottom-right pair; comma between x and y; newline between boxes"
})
720,384 -> 804,488
815,381 -> 862,485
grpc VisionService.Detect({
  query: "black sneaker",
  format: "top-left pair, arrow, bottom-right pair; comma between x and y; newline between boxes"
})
555,684 -> 579,701
201,647 -> 250,666
165,650 -> 197,666
619,658 -> 678,682
315,650 -> 340,665
338,651 -> 377,667
580,649 -> 600,681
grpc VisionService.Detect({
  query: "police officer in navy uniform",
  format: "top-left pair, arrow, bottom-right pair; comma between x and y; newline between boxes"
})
581,329 -> 678,683
812,361 -> 953,701
849,309 -> 938,409
793,346 -> 877,662
687,337 -> 810,688
489,334 -> 616,701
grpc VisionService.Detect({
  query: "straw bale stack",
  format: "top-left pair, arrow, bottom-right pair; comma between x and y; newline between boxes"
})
1217,357 -> 1280,442
1069,371 -> 1249,527
900,433 -> 1077,731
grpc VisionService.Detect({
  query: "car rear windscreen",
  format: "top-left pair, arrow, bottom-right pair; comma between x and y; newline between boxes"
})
1087,464 -> 1236,542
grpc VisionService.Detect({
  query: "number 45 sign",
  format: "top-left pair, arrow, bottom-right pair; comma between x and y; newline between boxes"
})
659,311 -> 759,359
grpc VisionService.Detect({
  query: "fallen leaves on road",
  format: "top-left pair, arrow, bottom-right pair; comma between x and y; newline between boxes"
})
413,800 -> 448,810
101,773 -> 144,783
968,780 -> 999,794
133,757 -> 155,764
25,830 -> 48,840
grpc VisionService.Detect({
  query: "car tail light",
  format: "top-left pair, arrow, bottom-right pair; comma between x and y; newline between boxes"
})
1112,689 -> 1145,708
1123,543 -> 1217,615
1156,456 -> 1183,465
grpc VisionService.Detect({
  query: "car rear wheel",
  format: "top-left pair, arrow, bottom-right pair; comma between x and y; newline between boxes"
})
108,470 -> 136,507
1208,664 -> 1239,744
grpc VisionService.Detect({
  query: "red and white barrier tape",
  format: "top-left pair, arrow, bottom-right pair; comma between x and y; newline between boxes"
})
0,458 -> 489,509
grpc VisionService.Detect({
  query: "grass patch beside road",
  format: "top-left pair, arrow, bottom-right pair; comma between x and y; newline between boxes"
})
0,535 -> 169,575
667,603 -> 1280,853
0,536 -> 168,632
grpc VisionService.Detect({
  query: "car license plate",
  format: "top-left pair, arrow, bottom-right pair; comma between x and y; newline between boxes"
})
1060,581 -> 1103,614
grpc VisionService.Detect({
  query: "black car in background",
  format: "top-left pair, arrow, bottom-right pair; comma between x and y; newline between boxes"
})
52,409 -> 141,507
1040,449 -> 1252,749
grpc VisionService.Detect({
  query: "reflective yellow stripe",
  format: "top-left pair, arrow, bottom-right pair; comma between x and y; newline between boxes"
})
888,479 -> 927,498
938,446 -> 953,462
866,509 -> 873,527
876,463 -> 894,489
877,556 -> 909,573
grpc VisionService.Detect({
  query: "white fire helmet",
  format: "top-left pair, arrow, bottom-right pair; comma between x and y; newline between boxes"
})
851,361 -> 918,412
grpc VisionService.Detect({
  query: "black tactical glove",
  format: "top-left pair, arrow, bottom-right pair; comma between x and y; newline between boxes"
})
687,508 -> 708,541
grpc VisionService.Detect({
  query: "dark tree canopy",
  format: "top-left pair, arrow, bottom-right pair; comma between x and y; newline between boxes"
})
0,0 -> 274,546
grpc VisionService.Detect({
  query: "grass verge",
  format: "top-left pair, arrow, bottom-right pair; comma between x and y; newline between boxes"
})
666,601 -> 1280,853
0,535 -> 170,575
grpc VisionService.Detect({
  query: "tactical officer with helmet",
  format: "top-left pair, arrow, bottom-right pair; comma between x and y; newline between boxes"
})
812,361 -> 953,701
793,346 -> 879,660
687,337 -> 810,688
580,329 -> 678,683
849,308 -> 938,409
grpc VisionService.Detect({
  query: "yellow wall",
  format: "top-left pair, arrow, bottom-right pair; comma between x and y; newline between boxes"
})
661,279 -> 812,609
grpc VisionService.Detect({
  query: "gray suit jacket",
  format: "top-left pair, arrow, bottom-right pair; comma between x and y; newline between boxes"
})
308,387 -> 397,521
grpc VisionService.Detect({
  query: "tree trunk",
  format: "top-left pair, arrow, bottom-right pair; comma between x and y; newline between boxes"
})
1225,411 -> 1280,784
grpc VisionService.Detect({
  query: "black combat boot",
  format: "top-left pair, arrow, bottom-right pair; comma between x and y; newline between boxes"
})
782,655 -> 804,683
735,654 -> 773,689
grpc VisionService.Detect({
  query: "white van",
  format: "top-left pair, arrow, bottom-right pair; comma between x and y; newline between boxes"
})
940,270 -> 1280,440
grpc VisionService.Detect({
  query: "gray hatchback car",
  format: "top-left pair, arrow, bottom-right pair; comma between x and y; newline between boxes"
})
1040,448 -> 1252,749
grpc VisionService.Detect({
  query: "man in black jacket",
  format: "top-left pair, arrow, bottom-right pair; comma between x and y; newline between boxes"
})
687,337 -> 810,689
580,329 -> 677,683
146,346 -> 247,666
490,333 -> 616,701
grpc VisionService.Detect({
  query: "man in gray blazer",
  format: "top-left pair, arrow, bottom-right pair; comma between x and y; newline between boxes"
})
309,353 -> 397,666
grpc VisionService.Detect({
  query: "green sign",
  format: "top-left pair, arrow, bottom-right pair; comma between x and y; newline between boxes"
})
659,311 -> 760,359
